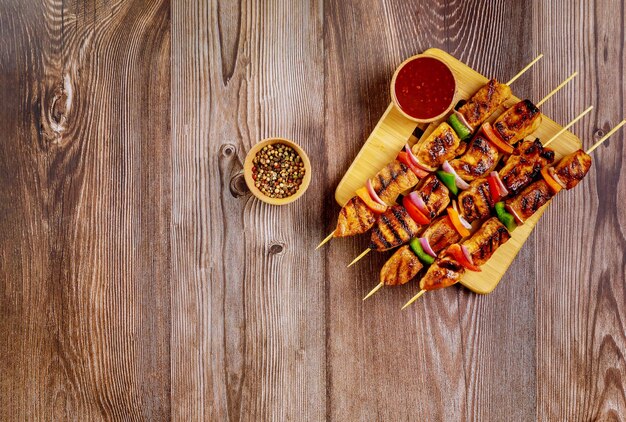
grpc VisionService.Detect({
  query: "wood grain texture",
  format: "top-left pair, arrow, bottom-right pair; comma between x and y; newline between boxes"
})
171,1 -> 325,421
0,0 -> 624,421
0,0 -> 171,420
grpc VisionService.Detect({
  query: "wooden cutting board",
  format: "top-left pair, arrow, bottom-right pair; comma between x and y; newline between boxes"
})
334,48 -> 582,294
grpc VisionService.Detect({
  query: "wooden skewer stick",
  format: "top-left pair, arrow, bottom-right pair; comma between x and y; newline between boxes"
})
347,249 -> 371,267
536,71 -> 578,107
505,53 -> 544,86
543,106 -> 594,147
363,282 -> 384,301
586,119 -> 626,154
401,289 -> 427,310
316,232 -> 335,250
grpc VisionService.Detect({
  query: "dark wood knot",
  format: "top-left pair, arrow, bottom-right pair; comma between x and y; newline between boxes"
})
221,143 -> 236,157
594,128 -> 605,138
229,171 -> 249,197
47,74 -> 73,141
268,242 -> 285,255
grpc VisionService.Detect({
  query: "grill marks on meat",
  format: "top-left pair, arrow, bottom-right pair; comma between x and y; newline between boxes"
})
450,135 -> 500,181
419,251 -> 464,291
458,179 -> 493,223
500,139 -> 555,194
493,100 -> 542,145
412,122 -> 461,170
416,174 -> 451,219
334,196 -> 377,237
369,206 -> 420,251
463,217 -> 511,266
553,149 -> 592,189
505,179 -> 553,223
421,215 -> 461,254
370,160 -> 419,204
458,79 -> 512,131
379,245 -> 423,286
420,217 -> 511,291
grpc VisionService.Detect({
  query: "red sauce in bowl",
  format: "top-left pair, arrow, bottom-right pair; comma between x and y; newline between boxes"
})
392,56 -> 456,121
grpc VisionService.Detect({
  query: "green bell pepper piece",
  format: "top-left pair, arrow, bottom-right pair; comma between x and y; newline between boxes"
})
495,201 -> 517,232
448,113 -> 472,140
436,171 -> 458,196
409,238 -> 435,265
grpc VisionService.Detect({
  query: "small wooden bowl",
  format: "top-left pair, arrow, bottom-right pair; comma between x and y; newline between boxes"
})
243,138 -> 311,205
390,53 -> 457,124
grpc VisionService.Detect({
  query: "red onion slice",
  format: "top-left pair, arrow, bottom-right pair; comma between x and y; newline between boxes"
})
548,167 -> 567,188
366,179 -> 387,206
408,191 -> 430,217
505,203 -> 525,224
490,171 -> 509,196
461,245 -> 475,265
405,145 -> 433,172
442,161 -> 471,190
419,237 -> 437,258
459,214 -> 472,230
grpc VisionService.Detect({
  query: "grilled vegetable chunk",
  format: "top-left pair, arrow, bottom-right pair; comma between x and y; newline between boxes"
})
458,179 -> 492,223
415,174 -> 451,219
450,135 -> 500,181
370,160 -> 419,204
504,179 -> 553,223
421,215 -> 461,254
419,249 -> 464,291
458,79 -> 512,131
493,100 -> 542,145
412,122 -> 461,170
553,149 -> 592,189
500,139 -> 555,194
463,217 -> 510,265
380,245 -> 423,286
334,196 -> 377,237
369,206 -> 420,251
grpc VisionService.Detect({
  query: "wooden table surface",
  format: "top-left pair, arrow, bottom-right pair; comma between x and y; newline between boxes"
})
1,0 -> 625,420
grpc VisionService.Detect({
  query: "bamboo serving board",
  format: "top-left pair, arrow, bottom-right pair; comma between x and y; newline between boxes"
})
335,48 -> 582,294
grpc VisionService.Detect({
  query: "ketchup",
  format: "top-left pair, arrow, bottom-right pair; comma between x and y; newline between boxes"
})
393,57 -> 455,120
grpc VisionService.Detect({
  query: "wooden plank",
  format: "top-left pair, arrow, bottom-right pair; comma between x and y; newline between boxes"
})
533,1 -> 626,420
0,1 -> 171,420
170,1 -> 326,420
323,2 -> 470,420
335,48 -> 583,295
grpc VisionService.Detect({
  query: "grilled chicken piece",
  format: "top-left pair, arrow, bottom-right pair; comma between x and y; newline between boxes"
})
380,245 -> 423,286
419,249 -> 464,291
450,135 -> 500,181
462,217 -> 510,266
369,160 -> 419,205
334,196 -> 377,237
421,215 -> 461,254
415,174 -> 451,219
369,206 -> 420,251
458,79 -> 512,131
504,179 -> 553,223
499,139 -> 555,194
458,179 -> 493,223
412,122 -> 461,170
493,100 -> 542,145
553,149 -> 592,189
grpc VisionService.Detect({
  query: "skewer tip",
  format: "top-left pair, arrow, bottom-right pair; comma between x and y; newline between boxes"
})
347,249 -> 371,267
363,282 -> 384,301
401,289 -> 427,310
586,119 -> 626,154
316,232 -> 335,250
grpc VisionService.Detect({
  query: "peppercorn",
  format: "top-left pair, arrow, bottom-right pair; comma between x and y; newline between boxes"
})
252,143 -> 305,199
